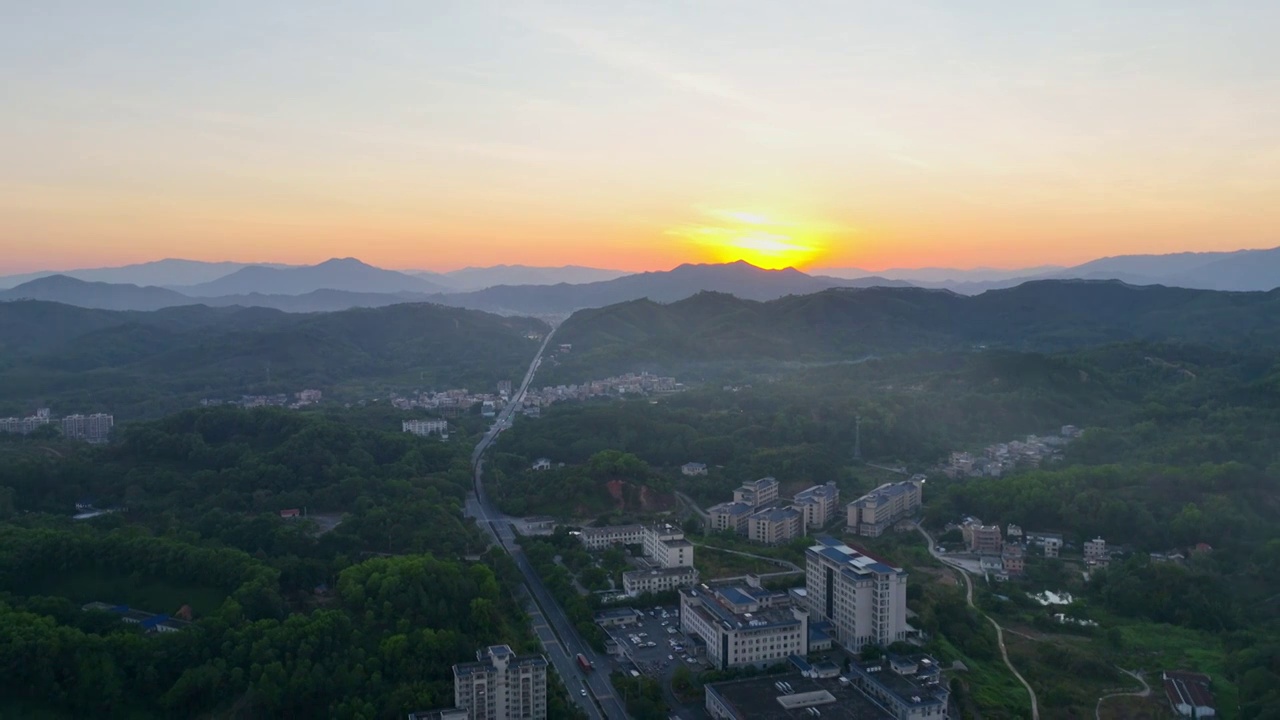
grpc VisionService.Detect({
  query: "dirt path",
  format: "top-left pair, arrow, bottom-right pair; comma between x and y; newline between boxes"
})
915,523 -> 1040,720
1095,669 -> 1150,720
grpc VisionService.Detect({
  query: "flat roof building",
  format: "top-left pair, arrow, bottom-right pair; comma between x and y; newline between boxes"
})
848,654 -> 950,720
804,537 -> 911,652
705,672 -> 895,720
623,566 -> 699,596
680,583 -> 810,671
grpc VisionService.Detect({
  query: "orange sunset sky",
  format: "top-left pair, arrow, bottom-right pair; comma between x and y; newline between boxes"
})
3,2 -> 1278,274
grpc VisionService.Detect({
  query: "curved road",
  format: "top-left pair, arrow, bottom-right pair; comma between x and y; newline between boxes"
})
468,328 -> 630,720
915,524 -> 1040,720
1095,669 -> 1150,720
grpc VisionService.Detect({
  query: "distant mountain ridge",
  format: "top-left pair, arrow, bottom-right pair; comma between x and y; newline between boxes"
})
0,259 -> 297,290
545,280 -> 1280,379
427,264 -> 629,290
175,257 -> 448,296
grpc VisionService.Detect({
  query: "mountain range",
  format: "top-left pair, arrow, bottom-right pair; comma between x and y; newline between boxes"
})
545,281 -> 1280,381
1,246 -> 1277,315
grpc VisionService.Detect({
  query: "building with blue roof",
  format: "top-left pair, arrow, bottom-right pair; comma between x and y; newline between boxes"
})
847,480 -> 923,537
680,581 -> 811,671
804,537 -> 911,651
748,506 -> 805,545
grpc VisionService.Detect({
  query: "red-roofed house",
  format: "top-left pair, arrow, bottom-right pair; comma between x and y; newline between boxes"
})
1163,670 -> 1215,718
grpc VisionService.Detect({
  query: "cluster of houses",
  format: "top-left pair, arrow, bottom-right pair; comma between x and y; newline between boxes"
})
200,389 -> 322,410
945,518 -> 1117,582
706,478 -> 841,546
520,372 -> 682,417
0,407 -> 115,444
942,425 -> 1083,478
389,388 -> 507,416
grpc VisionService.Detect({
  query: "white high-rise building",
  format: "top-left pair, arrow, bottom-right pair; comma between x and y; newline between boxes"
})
453,645 -> 548,720
804,536 -> 910,651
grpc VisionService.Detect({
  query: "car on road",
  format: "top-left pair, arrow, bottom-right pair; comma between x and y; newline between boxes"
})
580,689 -> 587,696
668,654 -> 674,660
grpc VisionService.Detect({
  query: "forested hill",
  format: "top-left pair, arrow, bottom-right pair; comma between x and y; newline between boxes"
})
0,301 -> 548,417
547,281 -> 1280,379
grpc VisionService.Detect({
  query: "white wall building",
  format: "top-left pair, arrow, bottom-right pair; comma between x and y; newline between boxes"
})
804,536 -> 911,651
403,419 -> 449,437
747,507 -> 805,546
623,566 -> 699,596
680,583 -> 810,671
733,477 -> 780,508
793,482 -> 840,529
847,480 -> 922,537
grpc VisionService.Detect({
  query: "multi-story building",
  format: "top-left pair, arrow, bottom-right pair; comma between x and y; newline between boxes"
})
623,566 -> 699,596
680,583 -> 810,670
403,419 -> 449,437
847,480 -> 923,537
579,524 -> 694,568
707,501 -> 755,534
643,524 -> 694,568
962,521 -> 1003,556
1000,544 -> 1025,578
792,483 -> 840,529
578,524 -> 644,551
804,536 -> 911,651
747,507 -> 805,546
1,409 -> 53,436
733,477 -> 780,508
453,645 -> 548,720
682,462 -> 708,476
704,672 -> 897,720
1027,531 -> 1063,558
408,709 -> 471,720
60,413 -> 114,443
297,389 -> 322,403
847,654 -> 951,720
1084,537 -> 1107,563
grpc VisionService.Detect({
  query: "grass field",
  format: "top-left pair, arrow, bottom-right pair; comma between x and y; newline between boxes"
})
28,567 -> 227,618
694,546 -> 789,580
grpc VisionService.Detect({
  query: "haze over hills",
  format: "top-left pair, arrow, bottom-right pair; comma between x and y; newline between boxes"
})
174,257 -> 448,297
0,259 -> 296,290
546,281 -> 1280,380
424,264 -> 629,291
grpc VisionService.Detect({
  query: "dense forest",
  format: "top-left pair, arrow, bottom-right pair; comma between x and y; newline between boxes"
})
0,300 -> 546,418
0,408 -> 547,718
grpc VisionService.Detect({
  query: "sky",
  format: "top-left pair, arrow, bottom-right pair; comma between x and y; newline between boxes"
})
3,1 -> 1279,273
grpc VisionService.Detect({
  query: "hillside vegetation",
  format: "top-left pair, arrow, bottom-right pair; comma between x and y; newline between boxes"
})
0,301 -> 547,417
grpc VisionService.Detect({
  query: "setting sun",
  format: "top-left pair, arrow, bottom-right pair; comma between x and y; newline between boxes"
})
667,210 -> 832,269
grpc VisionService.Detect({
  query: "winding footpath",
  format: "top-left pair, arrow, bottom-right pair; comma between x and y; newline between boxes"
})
1094,669 -> 1150,720
915,524 -> 1041,720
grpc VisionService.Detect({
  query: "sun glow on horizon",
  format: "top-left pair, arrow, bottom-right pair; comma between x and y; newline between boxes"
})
666,209 -> 839,269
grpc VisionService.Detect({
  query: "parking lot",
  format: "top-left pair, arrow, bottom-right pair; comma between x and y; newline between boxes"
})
604,605 -> 706,677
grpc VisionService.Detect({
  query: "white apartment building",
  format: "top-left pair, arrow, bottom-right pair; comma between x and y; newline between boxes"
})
805,536 -> 911,651
733,477 -> 780,508
707,501 -> 755,534
623,566 -> 699,596
847,480 -> 923,537
403,419 -> 449,437
793,482 -> 840,529
1084,537 -> 1107,562
453,645 -> 548,720
747,507 -> 805,546
60,413 -> 114,443
680,583 -> 810,671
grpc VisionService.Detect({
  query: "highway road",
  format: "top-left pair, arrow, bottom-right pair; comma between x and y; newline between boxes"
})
468,328 -> 630,720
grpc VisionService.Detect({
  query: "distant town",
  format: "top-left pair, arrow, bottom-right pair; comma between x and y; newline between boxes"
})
941,425 -> 1083,478
200,389 -> 324,409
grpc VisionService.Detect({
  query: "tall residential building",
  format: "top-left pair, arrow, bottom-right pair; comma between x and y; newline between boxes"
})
804,536 -> 911,651
792,482 -> 840,529
680,583 -> 810,670
453,645 -> 548,720
1,411 -> 53,436
707,501 -> 755,534
60,413 -> 113,443
403,419 -> 449,437
846,480 -> 923,537
1084,537 -> 1108,563
747,507 -> 805,545
733,477 -> 780,508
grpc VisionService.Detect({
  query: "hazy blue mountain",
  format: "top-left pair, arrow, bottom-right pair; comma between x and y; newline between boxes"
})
0,275 -> 194,311
815,265 -> 1063,283
0,259 -> 293,289
177,257 -> 447,297
433,260 -> 912,314
431,264 -> 629,291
